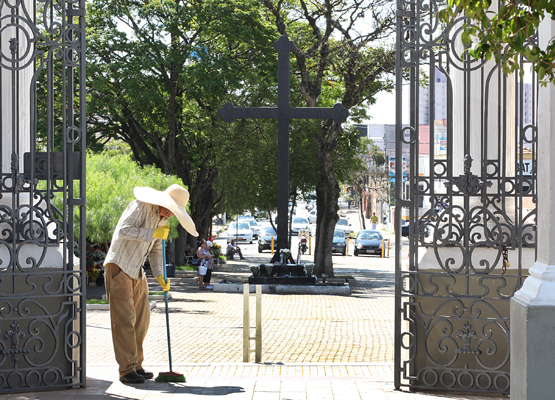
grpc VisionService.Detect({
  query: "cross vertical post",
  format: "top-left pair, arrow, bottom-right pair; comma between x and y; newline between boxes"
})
218,35 -> 348,257
275,37 -> 295,251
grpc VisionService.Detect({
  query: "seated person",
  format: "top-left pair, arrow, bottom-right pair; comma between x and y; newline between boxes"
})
226,239 -> 245,260
185,244 -> 194,257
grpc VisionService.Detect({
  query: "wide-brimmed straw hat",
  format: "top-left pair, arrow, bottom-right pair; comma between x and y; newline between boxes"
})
133,184 -> 198,237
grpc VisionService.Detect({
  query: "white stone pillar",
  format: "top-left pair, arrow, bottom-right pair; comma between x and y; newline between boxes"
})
0,0 -> 67,269
510,17 -> 555,400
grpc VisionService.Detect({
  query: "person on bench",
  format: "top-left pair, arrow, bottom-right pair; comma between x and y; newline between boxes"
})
226,239 -> 245,260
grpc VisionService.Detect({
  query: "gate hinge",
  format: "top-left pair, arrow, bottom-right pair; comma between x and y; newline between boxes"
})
396,10 -> 414,17
68,198 -> 86,206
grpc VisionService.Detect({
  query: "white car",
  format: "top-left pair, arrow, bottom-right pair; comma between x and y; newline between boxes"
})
291,216 -> 312,236
335,217 -> 352,236
308,209 -> 317,224
244,219 -> 261,239
226,221 -> 254,243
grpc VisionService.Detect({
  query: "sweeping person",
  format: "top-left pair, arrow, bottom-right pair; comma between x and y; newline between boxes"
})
104,184 -> 198,384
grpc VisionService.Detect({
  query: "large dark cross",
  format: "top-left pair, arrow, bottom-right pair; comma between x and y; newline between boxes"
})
218,35 -> 348,255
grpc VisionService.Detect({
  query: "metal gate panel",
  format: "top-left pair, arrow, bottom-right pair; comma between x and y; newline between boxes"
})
394,0 -> 537,394
0,0 -> 86,393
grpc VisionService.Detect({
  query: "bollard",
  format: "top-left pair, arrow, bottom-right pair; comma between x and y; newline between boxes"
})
243,284 -> 262,363
243,284 -> 250,362
271,237 -> 274,254
309,236 -> 312,255
381,239 -> 385,258
346,238 -> 349,256
255,285 -> 262,362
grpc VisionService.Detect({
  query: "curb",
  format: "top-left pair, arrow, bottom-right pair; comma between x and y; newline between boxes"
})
212,283 -> 350,296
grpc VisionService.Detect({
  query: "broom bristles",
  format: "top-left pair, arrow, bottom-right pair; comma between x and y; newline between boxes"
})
155,371 -> 186,382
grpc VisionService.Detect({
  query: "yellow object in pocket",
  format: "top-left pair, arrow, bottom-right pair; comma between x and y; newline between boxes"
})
153,225 -> 170,240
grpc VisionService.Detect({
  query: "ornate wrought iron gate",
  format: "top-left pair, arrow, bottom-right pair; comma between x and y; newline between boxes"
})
394,0 -> 537,394
0,0 -> 86,393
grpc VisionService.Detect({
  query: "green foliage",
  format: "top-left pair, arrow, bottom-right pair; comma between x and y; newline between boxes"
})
86,299 -> 109,304
51,148 -> 185,245
176,265 -> 199,271
440,0 -> 555,83
85,0 -> 280,243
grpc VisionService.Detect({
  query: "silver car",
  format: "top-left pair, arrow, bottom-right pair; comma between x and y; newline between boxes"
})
244,219 -> 261,239
335,217 -> 352,235
308,209 -> 317,224
291,216 -> 312,236
258,226 -> 277,252
226,222 -> 254,243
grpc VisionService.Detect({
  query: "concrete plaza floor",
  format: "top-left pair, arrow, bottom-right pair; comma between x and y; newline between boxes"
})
1,210 -> 508,399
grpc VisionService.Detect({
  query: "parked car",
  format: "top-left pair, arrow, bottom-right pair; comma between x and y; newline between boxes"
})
335,217 -> 352,236
258,226 -> 277,253
226,221 -> 254,243
354,230 -> 383,256
244,219 -> 261,239
401,220 -> 432,239
332,229 -> 347,256
308,209 -> 317,224
401,221 -> 409,237
291,216 -> 312,236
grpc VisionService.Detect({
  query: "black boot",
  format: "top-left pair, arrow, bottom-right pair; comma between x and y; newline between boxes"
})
120,371 -> 145,383
136,368 -> 154,379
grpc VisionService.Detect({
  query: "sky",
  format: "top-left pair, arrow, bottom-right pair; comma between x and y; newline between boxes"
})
362,87 -> 410,126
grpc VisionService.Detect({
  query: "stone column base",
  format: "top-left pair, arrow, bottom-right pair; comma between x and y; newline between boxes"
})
510,297 -> 555,399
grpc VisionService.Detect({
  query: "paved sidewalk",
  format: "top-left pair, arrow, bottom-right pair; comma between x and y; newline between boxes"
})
4,366 -> 506,399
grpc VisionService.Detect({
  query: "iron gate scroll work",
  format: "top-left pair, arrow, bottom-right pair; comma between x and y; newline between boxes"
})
0,0 -> 86,393
395,0 -> 537,395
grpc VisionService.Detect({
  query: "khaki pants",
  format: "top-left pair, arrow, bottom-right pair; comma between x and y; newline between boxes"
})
105,263 -> 150,377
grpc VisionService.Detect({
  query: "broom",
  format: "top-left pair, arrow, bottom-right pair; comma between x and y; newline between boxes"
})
155,238 -> 186,383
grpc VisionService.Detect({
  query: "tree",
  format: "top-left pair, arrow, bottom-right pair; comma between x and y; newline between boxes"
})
347,138 -> 388,229
440,0 -> 555,83
50,148 -> 184,251
86,0 -> 276,262
260,0 -> 396,276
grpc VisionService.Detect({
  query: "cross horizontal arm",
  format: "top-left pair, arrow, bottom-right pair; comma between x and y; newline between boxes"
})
290,103 -> 349,124
218,102 -> 349,124
218,103 -> 277,122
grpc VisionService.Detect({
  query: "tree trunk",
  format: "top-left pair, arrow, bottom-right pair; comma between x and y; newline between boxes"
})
313,149 -> 339,277
175,225 -> 188,266
166,239 -> 175,265
359,193 -> 366,230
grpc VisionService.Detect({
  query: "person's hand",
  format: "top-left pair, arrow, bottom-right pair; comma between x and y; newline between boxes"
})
153,225 -> 170,240
157,275 -> 170,292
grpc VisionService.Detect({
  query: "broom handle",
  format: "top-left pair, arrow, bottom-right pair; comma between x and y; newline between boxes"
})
162,239 -> 174,372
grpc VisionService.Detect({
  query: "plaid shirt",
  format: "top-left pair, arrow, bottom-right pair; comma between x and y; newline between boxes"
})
105,200 -> 168,280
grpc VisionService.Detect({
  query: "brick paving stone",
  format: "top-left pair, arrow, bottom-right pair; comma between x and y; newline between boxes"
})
0,209 -> 509,399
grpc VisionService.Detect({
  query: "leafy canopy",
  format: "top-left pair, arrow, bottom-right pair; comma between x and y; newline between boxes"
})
440,0 -> 555,83
51,147 -> 185,245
